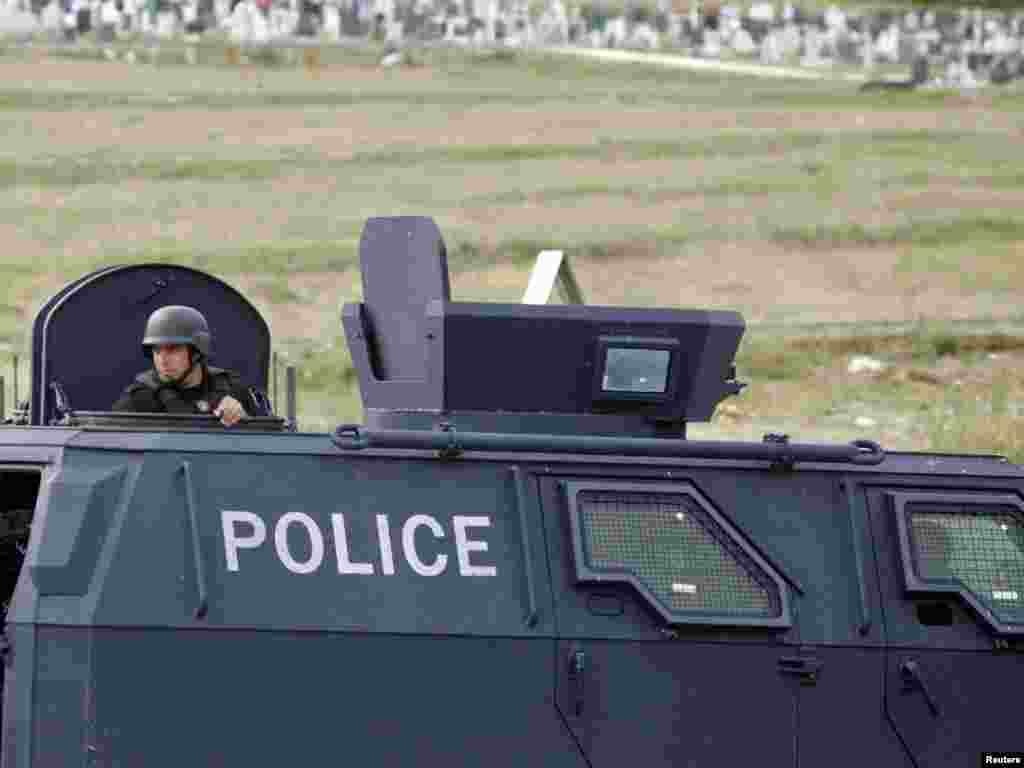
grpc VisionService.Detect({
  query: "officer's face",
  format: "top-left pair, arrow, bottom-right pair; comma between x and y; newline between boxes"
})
154,344 -> 192,381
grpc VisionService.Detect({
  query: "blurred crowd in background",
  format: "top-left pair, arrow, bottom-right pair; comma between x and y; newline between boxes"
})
1,0 -> 1023,86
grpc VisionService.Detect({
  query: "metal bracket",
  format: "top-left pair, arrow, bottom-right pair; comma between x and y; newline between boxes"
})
521,251 -> 585,305
49,380 -> 73,426
763,433 -> 794,472
436,422 -> 463,461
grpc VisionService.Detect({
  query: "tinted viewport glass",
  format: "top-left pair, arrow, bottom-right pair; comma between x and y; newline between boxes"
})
602,348 -> 671,393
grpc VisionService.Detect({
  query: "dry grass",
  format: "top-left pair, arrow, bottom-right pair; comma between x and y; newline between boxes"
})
0,47 -> 1022,455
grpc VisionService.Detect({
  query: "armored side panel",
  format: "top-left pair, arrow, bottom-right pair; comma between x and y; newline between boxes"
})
31,264 -> 270,425
358,216 -> 450,380
5,430 -> 582,768
536,455 -> 1024,768
3,427 -> 1023,767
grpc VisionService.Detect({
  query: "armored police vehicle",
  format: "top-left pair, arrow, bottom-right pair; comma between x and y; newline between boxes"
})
0,217 -> 1021,768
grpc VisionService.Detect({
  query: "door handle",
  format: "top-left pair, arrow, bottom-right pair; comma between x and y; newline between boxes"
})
778,654 -> 823,685
568,647 -> 586,716
900,659 -> 941,717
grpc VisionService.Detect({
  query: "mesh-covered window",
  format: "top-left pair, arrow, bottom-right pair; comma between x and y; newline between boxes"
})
908,502 -> 1024,624
578,491 -> 780,618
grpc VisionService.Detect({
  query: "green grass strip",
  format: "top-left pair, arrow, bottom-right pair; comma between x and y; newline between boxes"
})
773,215 -> 1024,248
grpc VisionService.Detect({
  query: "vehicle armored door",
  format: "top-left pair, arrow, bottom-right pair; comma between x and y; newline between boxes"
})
867,487 -> 1024,767
539,474 -> 799,768
792,477 -> 907,768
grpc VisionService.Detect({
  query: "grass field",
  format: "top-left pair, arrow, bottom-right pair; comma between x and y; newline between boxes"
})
0,41 -> 1022,459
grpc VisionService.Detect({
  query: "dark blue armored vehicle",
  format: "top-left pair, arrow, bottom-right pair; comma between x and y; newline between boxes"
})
0,217 -> 1021,768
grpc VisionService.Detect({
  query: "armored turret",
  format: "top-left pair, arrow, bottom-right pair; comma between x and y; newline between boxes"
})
342,217 -> 746,438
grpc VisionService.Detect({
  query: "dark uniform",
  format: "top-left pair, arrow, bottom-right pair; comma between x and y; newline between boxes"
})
112,304 -> 270,418
112,366 -> 263,415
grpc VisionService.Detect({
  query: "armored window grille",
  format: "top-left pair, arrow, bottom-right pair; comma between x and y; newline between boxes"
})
564,481 -> 792,628
892,492 -> 1024,635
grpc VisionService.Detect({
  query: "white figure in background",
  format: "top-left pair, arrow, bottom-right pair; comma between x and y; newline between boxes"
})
479,0 -> 495,42
226,0 -> 253,43
984,16 -> 1014,55
213,0 -> 229,26
503,0 -> 530,46
250,0 -> 271,43
917,10 -> 939,52
760,28 -> 783,63
603,15 -> 626,47
536,0 -> 567,45
748,2 -> 773,24
137,0 -> 152,32
779,20 -> 800,58
322,0 -> 340,40
270,1 -> 296,39
62,0 -> 77,36
822,4 -> 845,54
180,0 -> 196,27
718,2 -> 739,47
155,5 -> 176,36
98,0 -> 121,37
800,24 -> 819,65
800,24 -> 830,66
861,19 -> 874,69
699,25 -> 720,57
0,1 -> 39,36
947,40 -> 980,88
824,5 -> 845,31
120,0 -> 137,31
630,21 -> 660,49
40,1 -> 62,32
730,23 -> 755,54
874,21 -> 900,63
371,0 -> 392,31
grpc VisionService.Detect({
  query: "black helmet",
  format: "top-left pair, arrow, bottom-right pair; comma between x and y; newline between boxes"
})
142,305 -> 211,362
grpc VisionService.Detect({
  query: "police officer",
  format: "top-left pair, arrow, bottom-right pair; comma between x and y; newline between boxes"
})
112,305 -> 265,426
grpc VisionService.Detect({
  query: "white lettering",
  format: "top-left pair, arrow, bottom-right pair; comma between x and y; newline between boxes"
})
275,512 -> 325,575
222,510 -> 266,572
402,514 -> 447,576
331,514 -> 374,575
453,516 -> 497,577
377,515 -> 395,575
220,510 -> 500,580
